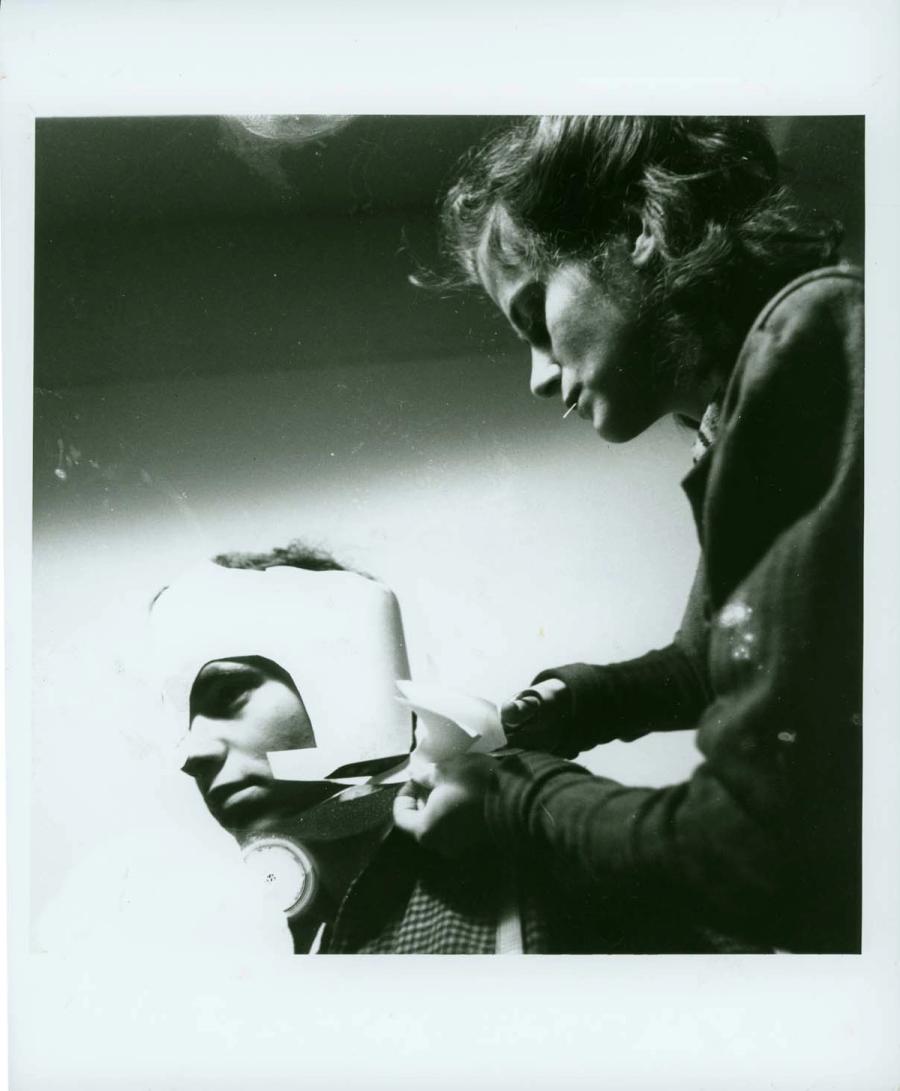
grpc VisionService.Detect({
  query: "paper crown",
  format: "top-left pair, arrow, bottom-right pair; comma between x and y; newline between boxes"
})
151,562 -> 414,780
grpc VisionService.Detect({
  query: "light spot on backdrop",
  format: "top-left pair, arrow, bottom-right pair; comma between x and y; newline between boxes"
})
218,114 -> 356,192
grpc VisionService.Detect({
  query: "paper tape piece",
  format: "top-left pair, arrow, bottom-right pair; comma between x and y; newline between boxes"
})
267,680 -> 506,784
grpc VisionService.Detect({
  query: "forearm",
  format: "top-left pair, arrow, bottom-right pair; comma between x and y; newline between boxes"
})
533,641 -> 709,749
486,750 -> 783,947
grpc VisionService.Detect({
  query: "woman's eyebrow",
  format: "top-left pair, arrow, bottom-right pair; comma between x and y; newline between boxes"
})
189,660 -> 258,708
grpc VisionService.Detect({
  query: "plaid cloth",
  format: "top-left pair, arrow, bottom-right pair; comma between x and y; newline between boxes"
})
318,827 -> 744,954
320,828 -> 553,954
312,782 -> 751,954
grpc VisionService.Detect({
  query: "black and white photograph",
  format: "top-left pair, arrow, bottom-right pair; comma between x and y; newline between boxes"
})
3,4 -> 900,1089
30,110 -> 868,958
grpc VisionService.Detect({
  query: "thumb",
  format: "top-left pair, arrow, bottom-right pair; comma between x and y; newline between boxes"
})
501,692 -> 541,728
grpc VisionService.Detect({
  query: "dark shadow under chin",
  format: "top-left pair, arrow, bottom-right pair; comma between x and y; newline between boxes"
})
226,780 -> 398,843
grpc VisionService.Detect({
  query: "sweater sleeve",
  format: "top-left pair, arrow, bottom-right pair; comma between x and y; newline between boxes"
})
486,270 -> 864,952
532,559 -> 711,750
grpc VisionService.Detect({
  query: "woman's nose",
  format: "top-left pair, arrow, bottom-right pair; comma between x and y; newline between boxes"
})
529,347 -> 561,399
179,719 -> 228,778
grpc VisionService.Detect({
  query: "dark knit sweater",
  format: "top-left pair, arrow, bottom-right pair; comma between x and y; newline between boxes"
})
486,267 -> 864,953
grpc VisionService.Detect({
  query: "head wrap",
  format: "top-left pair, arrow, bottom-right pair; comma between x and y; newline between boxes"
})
151,562 -> 413,781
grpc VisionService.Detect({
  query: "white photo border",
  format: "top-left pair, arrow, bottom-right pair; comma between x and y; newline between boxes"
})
3,2 -> 899,1089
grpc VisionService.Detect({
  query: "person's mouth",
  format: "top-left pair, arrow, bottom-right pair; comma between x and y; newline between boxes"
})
207,776 -> 270,817
566,389 -> 593,421
563,388 -> 583,419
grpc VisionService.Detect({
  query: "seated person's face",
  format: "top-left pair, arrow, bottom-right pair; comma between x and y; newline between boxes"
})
182,655 -> 337,832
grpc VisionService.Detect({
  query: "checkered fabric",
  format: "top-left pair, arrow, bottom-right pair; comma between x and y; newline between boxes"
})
311,777 -> 760,954
316,825 -> 762,954
321,830 -> 551,954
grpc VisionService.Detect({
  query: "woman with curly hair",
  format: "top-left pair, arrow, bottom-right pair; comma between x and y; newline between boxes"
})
395,116 -> 862,954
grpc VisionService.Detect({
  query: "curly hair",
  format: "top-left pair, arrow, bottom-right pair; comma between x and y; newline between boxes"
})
441,116 -> 842,389
150,541 -> 362,611
212,540 -> 351,574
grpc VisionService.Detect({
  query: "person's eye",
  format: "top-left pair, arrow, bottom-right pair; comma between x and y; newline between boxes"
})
212,676 -> 261,720
524,312 -> 552,352
191,673 -> 261,720
512,284 -> 552,352
207,678 -> 254,716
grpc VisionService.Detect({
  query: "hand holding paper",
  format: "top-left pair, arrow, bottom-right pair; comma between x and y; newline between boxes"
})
500,677 -> 576,757
392,680 -> 507,856
395,679 -> 507,777
392,753 -> 497,857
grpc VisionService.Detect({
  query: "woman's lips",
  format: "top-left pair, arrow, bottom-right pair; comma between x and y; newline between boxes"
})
208,779 -> 269,816
566,390 -> 591,420
222,784 -> 268,809
563,388 -> 582,418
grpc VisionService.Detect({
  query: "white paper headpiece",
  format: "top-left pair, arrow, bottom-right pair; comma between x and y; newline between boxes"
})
151,562 -> 413,781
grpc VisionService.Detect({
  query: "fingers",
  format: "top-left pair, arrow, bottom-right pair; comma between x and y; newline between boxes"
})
392,764 -> 439,839
501,679 -> 569,728
394,779 -> 421,805
532,678 -> 569,701
499,721 -> 549,751
392,755 -> 494,856
501,692 -> 542,728
392,781 -> 428,837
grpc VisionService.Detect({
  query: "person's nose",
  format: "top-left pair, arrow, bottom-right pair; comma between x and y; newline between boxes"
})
529,347 -> 562,399
179,718 -> 228,780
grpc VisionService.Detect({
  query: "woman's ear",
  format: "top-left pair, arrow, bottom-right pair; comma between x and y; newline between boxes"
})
629,217 -> 657,269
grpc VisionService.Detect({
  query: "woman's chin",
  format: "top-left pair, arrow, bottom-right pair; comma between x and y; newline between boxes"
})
591,401 -> 657,444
